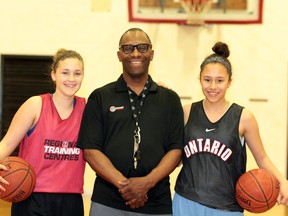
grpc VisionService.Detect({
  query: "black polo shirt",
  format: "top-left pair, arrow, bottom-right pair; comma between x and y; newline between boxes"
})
77,75 -> 184,214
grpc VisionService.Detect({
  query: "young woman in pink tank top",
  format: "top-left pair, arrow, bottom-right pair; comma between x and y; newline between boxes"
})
0,48 -> 86,216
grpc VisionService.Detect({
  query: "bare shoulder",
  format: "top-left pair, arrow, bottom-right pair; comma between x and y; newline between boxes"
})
183,104 -> 192,125
24,96 -> 42,108
240,108 -> 259,135
183,104 -> 192,114
240,108 -> 256,123
18,96 -> 42,119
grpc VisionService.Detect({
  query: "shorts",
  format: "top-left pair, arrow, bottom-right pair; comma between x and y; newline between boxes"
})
11,192 -> 84,216
172,193 -> 243,216
90,202 -> 172,216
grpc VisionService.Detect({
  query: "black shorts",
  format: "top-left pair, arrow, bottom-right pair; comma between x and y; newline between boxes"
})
11,192 -> 84,216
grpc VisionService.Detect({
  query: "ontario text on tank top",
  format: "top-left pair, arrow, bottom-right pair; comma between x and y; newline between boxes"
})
184,138 -> 232,161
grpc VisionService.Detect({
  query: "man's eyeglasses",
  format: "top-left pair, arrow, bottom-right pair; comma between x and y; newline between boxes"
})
119,44 -> 152,54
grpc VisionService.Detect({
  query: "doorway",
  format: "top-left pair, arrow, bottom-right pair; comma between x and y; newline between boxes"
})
0,54 -> 53,155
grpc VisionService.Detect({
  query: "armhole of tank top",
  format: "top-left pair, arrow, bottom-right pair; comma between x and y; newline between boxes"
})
240,136 -> 245,147
73,97 -> 76,107
184,103 -> 193,127
238,105 -> 245,147
27,124 -> 36,137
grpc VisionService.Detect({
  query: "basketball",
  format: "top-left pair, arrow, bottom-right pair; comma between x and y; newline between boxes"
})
235,168 -> 280,213
0,156 -> 36,203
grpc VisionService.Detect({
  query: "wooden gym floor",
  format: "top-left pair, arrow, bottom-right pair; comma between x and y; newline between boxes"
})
0,194 -> 287,216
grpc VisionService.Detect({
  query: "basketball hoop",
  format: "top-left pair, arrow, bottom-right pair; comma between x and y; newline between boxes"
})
180,0 -> 213,26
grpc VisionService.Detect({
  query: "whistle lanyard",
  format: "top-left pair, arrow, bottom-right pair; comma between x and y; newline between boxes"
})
127,80 -> 149,169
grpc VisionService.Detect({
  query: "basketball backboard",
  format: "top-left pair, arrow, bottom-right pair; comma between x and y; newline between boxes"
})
128,0 -> 263,24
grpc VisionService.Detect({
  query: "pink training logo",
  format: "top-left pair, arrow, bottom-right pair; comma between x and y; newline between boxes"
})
43,139 -> 80,161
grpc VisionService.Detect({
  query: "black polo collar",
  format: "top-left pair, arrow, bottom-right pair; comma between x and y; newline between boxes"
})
115,74 -> 158,93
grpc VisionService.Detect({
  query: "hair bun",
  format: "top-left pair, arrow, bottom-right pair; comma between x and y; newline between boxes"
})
212,42 -> 230,58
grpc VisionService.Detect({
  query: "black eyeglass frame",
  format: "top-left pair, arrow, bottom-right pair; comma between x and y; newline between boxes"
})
119,43 -> 152,54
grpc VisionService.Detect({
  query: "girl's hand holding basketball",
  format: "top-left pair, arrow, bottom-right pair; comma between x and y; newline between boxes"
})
277,179 -> 288,205
0,164 -> 9,192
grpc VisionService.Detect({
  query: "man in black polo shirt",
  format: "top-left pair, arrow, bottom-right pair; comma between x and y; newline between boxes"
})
77,28 -> 184,216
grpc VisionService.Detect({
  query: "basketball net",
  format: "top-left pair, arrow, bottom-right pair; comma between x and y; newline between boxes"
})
180,0 -> 212,26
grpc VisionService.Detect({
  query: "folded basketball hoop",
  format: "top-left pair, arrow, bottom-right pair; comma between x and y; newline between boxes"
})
180,0 -> 213,26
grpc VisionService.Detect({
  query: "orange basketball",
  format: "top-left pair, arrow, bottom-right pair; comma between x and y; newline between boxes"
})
0,156 -> 36,203
235,169 -> 280,213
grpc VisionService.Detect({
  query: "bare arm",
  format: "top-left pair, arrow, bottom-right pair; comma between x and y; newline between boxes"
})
241,109 -> 288,205
83,149 -> 127,188
0,96 -> 41,159
0,96 -> 41,191
118,149 -> 182,206
83,149 -> 150,208
172,103 -> 191,168
146,149 -> 182,188
183,104 -> 191,126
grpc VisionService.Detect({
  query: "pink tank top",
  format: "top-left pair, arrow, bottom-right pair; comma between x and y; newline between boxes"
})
19,94 -> 86,193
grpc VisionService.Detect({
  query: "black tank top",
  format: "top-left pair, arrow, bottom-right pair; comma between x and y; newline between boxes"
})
175,100 -> 246,212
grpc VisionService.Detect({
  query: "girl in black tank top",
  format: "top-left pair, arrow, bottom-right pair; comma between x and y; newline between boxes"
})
173,42 -> 288,215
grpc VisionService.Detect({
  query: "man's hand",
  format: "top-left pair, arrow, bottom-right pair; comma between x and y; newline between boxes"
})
118,177 -> 153,209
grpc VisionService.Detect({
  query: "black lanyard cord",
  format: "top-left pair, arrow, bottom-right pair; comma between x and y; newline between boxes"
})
127,80 -> 149,169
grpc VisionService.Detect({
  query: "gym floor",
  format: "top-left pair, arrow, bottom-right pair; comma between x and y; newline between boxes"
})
0,195 -> 287,216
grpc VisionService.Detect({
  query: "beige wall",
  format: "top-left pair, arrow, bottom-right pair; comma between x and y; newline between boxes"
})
0,1 -> 287,214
